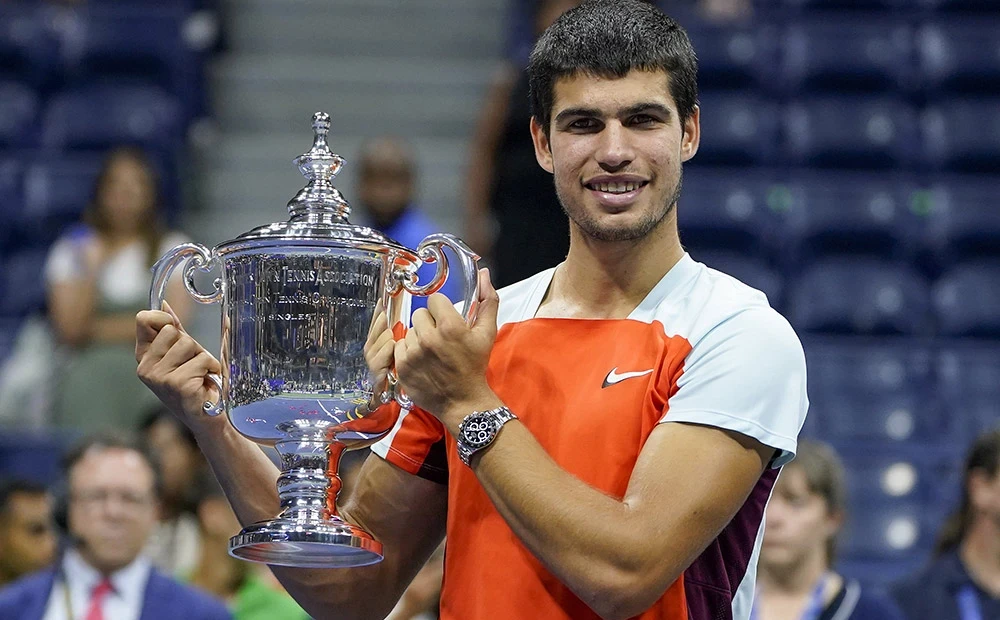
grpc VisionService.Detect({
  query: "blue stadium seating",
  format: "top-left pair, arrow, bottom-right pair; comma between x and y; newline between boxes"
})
683,23 -> 775,92
839,501 -> 937,561
0,81 -> 38,147
0,246 -> 49,318
920,0 -> 999,11
788,259 -> 932,336
695,93 -> 780,165
921,98 -> 1000,173
783,96 -> 918,169
41,85 -> 183,151
920,175 -> 1000,268
0,432 -> 66,485
20,154 -> 104,246
678,166 -> 778,257
780,171 -> 919,264
918,19 -> 1000,95
776,0 -> 912,9
781,18 -> 913,94
937,343 -> 1000,438
933,261 -> 1000,338
0,158 -> 23,250
0,5 -> 58,88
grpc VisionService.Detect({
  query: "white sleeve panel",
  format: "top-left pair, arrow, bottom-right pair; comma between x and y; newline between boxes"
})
661,306 -> 808,468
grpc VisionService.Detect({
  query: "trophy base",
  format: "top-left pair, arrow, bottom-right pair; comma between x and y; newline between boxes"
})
229,518 -> 383,568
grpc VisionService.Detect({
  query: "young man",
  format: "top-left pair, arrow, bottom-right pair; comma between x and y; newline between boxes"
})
0,480 -> 58,587
135,2 -> 808,618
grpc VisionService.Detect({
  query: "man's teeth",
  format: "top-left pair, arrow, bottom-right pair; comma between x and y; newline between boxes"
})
594,182 -> 640,194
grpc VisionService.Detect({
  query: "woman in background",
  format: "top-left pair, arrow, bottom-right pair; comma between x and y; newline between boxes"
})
45,147 -> 190,433
755,439 -> 905,620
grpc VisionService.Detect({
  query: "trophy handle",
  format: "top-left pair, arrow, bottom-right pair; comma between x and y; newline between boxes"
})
403,233 -> 482,323
149,242 -> 225,416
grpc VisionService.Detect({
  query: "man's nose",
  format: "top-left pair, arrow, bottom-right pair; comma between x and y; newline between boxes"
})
596,122 -> 635,172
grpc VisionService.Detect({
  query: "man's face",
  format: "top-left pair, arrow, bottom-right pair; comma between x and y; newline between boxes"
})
358,162 -> 413,224
530,69 -> 699,243
0,492 -> 57,582
760,466 -> 840,570
67,448 -> 159,574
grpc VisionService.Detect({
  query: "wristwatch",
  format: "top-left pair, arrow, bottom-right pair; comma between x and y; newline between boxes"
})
456,406 -> 517,466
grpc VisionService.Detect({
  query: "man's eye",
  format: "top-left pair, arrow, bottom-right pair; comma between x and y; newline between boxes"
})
569,118 -> 597,129
630,115 -> 656,126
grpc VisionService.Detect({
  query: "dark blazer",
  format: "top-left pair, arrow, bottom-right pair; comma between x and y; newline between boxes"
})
0,565 -> 232,620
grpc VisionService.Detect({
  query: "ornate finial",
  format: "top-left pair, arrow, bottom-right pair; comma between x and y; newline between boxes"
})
287,112 -> 350,220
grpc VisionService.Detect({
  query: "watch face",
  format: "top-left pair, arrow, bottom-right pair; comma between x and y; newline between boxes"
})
462,415 -> 500,449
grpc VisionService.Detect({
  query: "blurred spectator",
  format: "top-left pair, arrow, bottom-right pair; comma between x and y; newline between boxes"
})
386,542 -> 444,620
0,433 -> 230,619
141,407 -> 207,578
188,471 -> 308,620
0,480 -> 57,588
890,429 -> 1000,620
464,0 -> 576,288
756,440 -> 906,619
355,137 -> 460,310
44,147 -> 191,434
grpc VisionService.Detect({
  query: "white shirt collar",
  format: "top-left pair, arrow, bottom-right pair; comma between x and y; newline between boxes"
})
61,548 -> 152,618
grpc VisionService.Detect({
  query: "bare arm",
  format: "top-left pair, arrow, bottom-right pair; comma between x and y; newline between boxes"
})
135,310 -> 447,620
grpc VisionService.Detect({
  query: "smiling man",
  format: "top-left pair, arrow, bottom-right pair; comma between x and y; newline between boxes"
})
135,2 -> 808,619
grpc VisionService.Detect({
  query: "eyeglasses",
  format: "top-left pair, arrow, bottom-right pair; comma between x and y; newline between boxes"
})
70,489 -> 154,510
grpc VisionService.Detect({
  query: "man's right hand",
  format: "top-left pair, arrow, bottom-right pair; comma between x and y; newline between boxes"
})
136,304 -> 222,427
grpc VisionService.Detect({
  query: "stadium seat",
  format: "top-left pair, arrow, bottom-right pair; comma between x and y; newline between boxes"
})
683,23 -> 775,91
0,432 -> 66,485
839,502 -> 936,561
783,96 -> 918,169
0,5 -> 57,87
0,246 -> 49,318
920,175 -> 1000,268
695,93 -> 780,166
834,442 -> 964,505
921,98 -> 1000,173
780,171 -> 918,263
781,18 -> 913,94
918,19 -> 1000,95
838,558 -> 927,589
919,0 -> 999,11
678,166 -> 778,257
0,157 -> 23,249
61,8 -> 199,102
937,343 -> 1000,438
0,81 -> 38,147
21,154 -> 105,245
779,0 -> 910,8
41,85 -> 183,151
788,258 -> 931,336
933,261 -> 1000,338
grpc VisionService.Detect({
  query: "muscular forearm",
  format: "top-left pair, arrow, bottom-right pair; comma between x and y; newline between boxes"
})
464,419 -> 675,619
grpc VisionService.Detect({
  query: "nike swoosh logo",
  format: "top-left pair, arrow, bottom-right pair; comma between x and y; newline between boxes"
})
601,367 -> 654,388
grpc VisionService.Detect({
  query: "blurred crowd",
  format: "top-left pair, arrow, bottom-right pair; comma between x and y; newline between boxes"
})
0,0 -> 998,619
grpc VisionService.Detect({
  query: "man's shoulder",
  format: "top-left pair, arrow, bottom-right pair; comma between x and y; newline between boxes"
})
0,568 -> 56,617
145,569 -> 231,618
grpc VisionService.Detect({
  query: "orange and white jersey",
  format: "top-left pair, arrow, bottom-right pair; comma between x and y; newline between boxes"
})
372,253 -> 809,620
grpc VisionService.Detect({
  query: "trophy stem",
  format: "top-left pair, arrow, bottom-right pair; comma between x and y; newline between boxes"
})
273,421 -> 344,522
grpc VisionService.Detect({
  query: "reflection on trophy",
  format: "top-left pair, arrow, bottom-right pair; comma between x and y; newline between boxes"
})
148,112 -> 480,568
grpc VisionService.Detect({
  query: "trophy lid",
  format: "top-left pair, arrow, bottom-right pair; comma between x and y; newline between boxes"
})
216,112 -> 413,257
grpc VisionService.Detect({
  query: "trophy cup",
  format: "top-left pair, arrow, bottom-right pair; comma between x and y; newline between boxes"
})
148,112 -> 480,568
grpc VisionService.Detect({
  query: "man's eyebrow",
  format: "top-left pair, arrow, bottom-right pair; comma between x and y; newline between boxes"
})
554,107 -> 602,124
554,103 -> 673,125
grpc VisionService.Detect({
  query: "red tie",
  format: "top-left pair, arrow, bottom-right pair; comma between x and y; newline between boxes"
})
83,578 -> 113,620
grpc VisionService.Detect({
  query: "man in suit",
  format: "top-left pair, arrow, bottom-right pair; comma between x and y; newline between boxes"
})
0,434 -> 231,620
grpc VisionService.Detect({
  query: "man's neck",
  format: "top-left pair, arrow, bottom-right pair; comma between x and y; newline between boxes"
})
960,518 -> 1000,597
758,551 -> 829,596
538,212 -> 684,319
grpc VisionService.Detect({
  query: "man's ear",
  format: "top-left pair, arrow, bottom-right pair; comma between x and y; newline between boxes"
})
681,105 -> 701,163
530,116 -> 555,174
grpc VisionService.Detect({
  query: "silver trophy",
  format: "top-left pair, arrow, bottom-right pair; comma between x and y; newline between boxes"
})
149,112 -> 479,568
